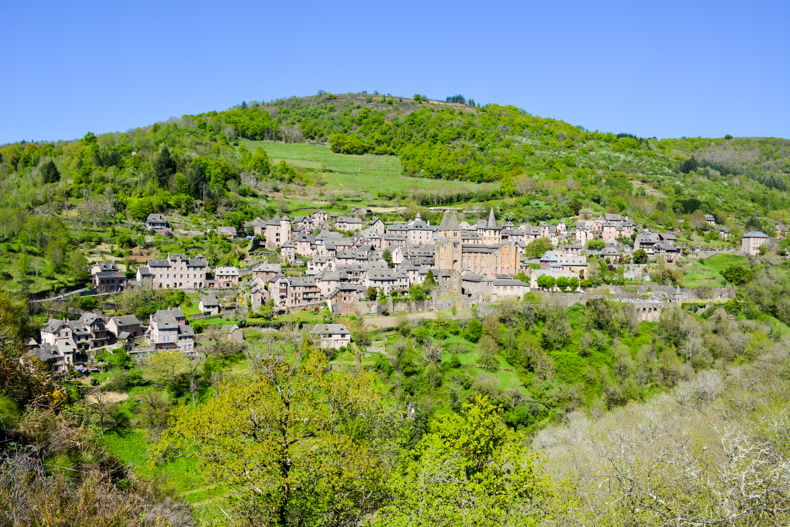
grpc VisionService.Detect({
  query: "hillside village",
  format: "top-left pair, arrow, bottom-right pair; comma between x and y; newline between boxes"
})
23,203 -> 779,375
3,91 -> 789,524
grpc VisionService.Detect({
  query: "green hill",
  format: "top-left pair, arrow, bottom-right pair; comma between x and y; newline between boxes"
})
0,91 -> 787,295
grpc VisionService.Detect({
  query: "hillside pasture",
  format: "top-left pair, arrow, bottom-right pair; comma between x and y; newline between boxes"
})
240,140 -> 491,197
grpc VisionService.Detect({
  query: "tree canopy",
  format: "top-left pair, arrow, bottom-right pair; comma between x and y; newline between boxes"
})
154,341 -> 396,525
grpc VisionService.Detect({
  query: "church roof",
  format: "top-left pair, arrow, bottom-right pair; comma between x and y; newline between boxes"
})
487,208 -> 499,229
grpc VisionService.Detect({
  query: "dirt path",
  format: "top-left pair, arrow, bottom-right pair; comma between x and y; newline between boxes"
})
86,391 -> 129,404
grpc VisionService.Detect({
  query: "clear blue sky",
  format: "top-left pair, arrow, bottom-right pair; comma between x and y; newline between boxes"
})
1,0 -> 788,144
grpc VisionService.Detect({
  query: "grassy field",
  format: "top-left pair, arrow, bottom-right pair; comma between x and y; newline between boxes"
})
240,140 -> 491,197
681,253 -> 749,288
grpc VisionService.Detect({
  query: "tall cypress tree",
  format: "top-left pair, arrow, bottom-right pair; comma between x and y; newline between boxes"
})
154,146 -> 176,188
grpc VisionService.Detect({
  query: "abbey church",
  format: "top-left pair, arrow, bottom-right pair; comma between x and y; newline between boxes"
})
434,209 -> 520,279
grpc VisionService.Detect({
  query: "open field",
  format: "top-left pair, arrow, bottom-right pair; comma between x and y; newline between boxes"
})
240,140 -> 492,196
681,253 -> 749,288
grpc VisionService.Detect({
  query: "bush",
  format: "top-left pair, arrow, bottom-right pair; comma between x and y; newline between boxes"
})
462,318 -> 483,343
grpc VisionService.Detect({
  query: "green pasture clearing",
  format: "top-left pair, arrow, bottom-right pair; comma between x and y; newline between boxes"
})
241,140 -> 490,196
682,253 -> 749,288
103,429 -> 226,504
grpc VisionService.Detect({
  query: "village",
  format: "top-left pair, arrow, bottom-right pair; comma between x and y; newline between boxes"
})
23,206 -> 779,376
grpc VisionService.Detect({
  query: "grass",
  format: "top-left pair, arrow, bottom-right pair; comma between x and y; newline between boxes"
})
240,140 -> 491,197
0,394 -> 20,428
103,429 -> 227,505
682,253 -> 749,288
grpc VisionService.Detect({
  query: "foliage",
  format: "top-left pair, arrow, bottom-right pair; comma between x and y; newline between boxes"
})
722,264 -> 753,285
154,342 -> 395,526
524,238 -> 553,258
372,396 -> 563,526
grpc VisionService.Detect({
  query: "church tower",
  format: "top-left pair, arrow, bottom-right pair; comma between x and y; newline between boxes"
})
483,207 -> 502,245
435,212 -> 463,272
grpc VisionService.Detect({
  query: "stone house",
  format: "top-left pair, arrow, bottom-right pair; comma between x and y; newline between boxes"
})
250,283 -> 270,312
107,315 -> 143,340
491,279 -> 531,299
312,209 -> 329,226
269,275 -> 290,307
213,267 -> 239,289
307,256 -> 333,275
146,308 -> 194,353
199,295 -> 220,315
295,234 -> 316,257
315,270 -> 343,298
23,339 -> 83,376
435,269 -> 462,296
264,215 -> 292,249
742,231 -> 771,256
369,217 -> 386,235
91,262 -> 127,292
327,285 -> 367,316
365,269 -> 409,295
311,324 -> 352,350
288,277 -> 322,307
217,226 -> 237,237
461,272 -> 492,298
145,213 -> 168,231
252,263 -> 281,282
137,253 -> 208,290
335,216 -> 363,232
281,243 -> 296,264
41,313 -> 110,350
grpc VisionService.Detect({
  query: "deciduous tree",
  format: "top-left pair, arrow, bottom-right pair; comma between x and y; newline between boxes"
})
154,343 -> 394,526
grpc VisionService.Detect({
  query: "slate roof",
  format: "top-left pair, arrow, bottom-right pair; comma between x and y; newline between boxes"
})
743,231 -> 770,238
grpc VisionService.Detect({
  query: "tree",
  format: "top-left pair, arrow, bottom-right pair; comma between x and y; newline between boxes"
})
46,240 -> 65,271
87,388 -> 121,435
371,397 -> 562,526
423,270 -> 436,290
524,238 -> 553,258
41,160 -> 60,183
556,276 -> 569,291
382,249 -> 393,269
367,287 -> 378,301
143,350 -> 190,388
136,388 -> 174,438
679,156 -> 698,173
187,162 -> 207,199
154,146 -> 176,188
250,147 -> 271,177
67,250 -> 89,283
722,265 -> 753,285
569,277 -> 579,291
537,275 -> 556,291
586,239 -> 606,251
479,335 -> 499,370
463,318 -> 483,343
633,249 -> 648,264
154,343 -> 393,525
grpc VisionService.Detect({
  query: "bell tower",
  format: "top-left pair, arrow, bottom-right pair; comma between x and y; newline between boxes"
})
435,212 -> 462,272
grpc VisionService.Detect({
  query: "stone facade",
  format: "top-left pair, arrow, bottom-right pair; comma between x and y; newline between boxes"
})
138,254 -> 208,290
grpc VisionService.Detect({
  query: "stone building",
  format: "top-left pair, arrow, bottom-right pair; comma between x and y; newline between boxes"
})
742,231 -> 771,256
91,262 -> 127,292
137,254 -> 208,290
264,215 -> 292,249
434,211 -> 519,279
